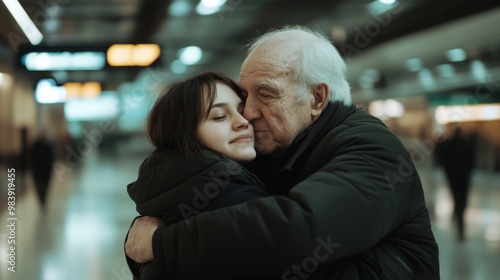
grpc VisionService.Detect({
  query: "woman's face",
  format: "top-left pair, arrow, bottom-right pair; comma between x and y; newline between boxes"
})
197,82 -> 256,163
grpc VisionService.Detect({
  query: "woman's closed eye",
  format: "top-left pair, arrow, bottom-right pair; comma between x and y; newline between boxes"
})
212,115 -> 226,121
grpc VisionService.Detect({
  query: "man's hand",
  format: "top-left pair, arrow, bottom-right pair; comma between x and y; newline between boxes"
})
125,216 -> 165,263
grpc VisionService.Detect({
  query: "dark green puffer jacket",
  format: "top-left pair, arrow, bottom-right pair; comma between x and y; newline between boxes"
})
152,102 -> 440,280
126,150 -> 267,279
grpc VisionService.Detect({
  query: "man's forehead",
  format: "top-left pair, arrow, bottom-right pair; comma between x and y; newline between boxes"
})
240,59 -> 292,80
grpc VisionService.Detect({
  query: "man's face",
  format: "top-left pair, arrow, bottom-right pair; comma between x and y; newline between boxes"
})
240,50 -> 313,157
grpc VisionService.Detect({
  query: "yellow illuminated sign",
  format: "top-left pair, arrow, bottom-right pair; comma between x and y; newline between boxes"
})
107,44 -> 161,66
64,82 -> 101,99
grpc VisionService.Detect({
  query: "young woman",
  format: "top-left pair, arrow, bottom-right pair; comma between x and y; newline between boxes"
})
125,72 -> 267,279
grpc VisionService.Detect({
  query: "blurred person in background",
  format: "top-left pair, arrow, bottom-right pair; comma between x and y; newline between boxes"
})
125,72 -> 268,280
436,125 -> 477,241
30,127 -> 55,209
126,25 -> 439,279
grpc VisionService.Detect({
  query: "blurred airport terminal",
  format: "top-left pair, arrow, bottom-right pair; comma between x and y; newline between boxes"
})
1,0 -> 500,279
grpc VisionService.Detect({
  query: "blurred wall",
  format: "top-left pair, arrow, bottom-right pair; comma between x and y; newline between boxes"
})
0,60 -> 36,165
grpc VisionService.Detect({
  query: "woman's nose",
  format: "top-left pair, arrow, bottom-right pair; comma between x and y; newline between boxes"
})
243,94 -> 261,121
234,113 -> 250,130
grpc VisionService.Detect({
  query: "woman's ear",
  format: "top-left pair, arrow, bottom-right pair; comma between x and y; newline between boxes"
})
311,83 -> 329,117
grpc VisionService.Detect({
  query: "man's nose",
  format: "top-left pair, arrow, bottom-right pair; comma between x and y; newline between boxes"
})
243,95 -> 261,121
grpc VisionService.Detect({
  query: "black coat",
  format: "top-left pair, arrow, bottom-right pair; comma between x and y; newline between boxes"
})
126,149 -> 267,279
151,102 -> 439,280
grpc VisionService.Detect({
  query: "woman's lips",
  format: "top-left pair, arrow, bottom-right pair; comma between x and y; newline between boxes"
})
231,134 -> 253,143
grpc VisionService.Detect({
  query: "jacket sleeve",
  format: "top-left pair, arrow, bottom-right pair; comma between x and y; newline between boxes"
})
155,129 -> 415,279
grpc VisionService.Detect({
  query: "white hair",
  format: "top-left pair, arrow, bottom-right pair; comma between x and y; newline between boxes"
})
246,25 -> 352,106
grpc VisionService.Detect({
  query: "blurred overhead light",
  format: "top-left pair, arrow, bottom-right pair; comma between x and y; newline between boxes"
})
383,99 -> 405,118
107,44 -> 161,67
179,46 -> 202,65
35,79 -> 66,104
405,57 -> 423,72
34,79 -> 102,103
471,60 -> 488,82
367,0 -> 397,15
435,104 -> 500,124
2,0 -> 43,45
368,99 -> 404,120
358,69 -> 381,89
0,73 -> 4,85
22,52 -> 106,71
43,18 -> 59,33
446,48 -> 467,62
64,82 -> 101,99
418,68 -> 435,88
196,0 -> 227,15
436,64 -> 455,78
64,94 -> 119,121
169,0 -> 191,16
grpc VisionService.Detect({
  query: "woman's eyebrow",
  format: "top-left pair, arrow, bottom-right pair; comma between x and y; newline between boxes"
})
211,103 -> 227,108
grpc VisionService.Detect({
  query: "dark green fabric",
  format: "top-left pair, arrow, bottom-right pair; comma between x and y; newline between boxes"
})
126,149 -> 267,279
156,102 -> 439,280
128,149 -> 266,223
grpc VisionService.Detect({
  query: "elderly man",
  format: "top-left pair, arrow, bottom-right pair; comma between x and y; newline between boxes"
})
126,25 -> 439,279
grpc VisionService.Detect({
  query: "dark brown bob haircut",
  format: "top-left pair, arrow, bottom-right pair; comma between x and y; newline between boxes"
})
147,71 -> 243,158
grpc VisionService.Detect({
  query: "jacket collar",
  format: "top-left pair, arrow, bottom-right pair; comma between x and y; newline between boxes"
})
251,102 -> 357,193
280,102 -> 356,170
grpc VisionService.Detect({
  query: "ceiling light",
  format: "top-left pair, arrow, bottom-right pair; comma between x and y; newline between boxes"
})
471,60 -> 487,82
436,64 -> 455,78
418,68 -> 435,88
446,48 -> 467,62
405,58 -> 423,72
107,44 -> 161,67
0,73 -> 4,85
367,0 -> 396,15
64,94 -> 119,121
35,79 -> 67,104
2,0 -> 43,45
196,0 -> 227,15
358,69 -> 380,89
435,104 -> 500,124
23,52 -> 106,71
169,0 -> 191,16
368,99 -> 404,119
179,46 -> 202,65
383,99 -> 404,118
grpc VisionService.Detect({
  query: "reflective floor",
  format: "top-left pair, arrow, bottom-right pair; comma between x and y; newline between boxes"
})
0,148 -> 499,280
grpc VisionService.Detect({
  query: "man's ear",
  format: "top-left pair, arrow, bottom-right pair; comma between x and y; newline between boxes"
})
311,83 -> 329,117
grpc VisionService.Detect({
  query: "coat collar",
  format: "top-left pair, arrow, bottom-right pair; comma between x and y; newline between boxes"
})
251,102 -> 357,194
